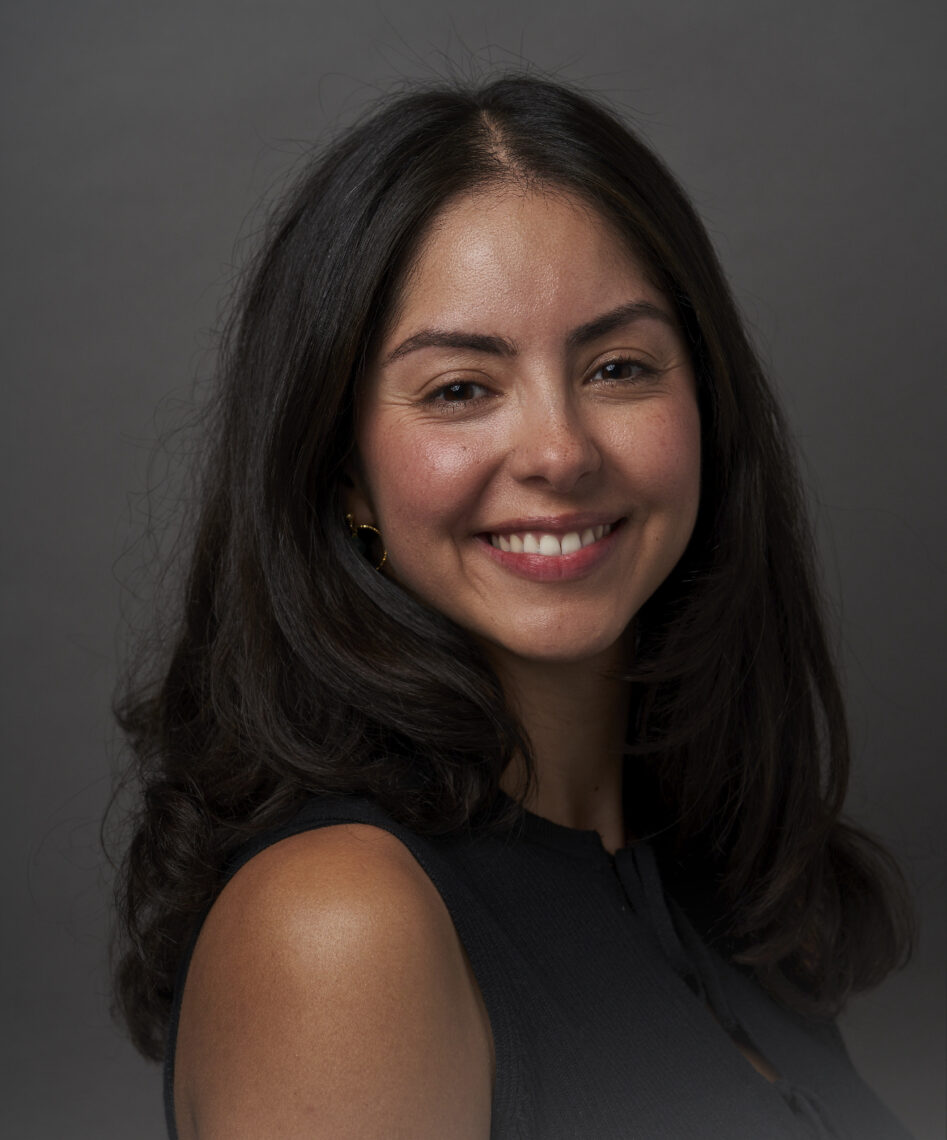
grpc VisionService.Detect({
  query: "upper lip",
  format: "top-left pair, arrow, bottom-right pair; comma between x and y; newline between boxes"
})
479,512 -> 624,537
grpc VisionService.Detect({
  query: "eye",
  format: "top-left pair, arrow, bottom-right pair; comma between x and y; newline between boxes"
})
427,380 -> 491,406
590,357 -> 655,384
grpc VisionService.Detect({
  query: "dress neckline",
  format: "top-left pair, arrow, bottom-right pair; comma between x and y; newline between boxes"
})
494,788 -> 627,862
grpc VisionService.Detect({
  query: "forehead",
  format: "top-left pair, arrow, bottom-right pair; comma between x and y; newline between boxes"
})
381,187 -> 664,344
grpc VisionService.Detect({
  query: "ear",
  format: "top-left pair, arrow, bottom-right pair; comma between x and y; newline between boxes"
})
340,455 -> 377,528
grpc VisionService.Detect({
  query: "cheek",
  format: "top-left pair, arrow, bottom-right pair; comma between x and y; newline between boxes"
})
661,402 -> 702,504
362,420 -> 491,538
610,398 -> 702,511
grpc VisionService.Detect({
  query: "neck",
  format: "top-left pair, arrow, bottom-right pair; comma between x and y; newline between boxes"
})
492,641 -> 631,855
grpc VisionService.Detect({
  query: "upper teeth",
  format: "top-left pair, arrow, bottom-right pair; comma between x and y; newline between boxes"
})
489,524 -> 612,556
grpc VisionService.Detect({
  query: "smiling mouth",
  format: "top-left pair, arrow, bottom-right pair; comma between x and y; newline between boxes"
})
486,521 -> 619,557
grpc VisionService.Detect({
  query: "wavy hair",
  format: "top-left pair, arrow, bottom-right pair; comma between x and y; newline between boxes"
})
110,72 -> 913,1061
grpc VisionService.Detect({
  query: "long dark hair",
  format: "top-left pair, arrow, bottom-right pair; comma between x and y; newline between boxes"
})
110,71 -> 913,1061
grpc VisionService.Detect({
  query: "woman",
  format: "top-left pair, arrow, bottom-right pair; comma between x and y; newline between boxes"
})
112,73 -> 914,1138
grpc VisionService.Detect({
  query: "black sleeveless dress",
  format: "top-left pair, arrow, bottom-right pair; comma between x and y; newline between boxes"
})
163,793 -> 913,1139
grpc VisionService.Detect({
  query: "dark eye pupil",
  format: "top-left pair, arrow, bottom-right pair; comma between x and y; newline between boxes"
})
604,361 -> 636,380
444,383 -> 470,400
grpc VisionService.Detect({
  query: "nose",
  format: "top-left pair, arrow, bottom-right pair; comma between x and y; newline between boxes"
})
507,391 -> 602,493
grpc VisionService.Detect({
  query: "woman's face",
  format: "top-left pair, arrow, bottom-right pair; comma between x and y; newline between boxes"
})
349,188 -> 701,669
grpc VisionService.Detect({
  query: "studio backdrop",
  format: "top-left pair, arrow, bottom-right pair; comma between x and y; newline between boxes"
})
2,2 -> 944,1137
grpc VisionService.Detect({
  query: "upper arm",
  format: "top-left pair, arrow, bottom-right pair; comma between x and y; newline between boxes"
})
173,824 -> 494,1140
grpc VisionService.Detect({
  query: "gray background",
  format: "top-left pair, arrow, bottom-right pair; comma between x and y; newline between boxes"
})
3,1 -> 944,1137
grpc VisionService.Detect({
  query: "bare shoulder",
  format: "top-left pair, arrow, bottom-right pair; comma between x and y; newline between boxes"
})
174,823 -> 494,1140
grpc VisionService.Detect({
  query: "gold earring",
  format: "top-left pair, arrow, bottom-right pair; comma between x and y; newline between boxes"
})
345,513 -> 387,571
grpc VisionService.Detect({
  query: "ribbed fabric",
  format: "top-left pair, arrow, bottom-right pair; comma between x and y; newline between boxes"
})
163,793 -> 913,1139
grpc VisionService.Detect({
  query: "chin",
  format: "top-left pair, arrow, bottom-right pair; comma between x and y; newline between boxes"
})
482,620 -> 633,670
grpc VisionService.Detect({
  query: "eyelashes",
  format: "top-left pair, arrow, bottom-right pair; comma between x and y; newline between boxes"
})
428,380 -> 492,406
589,359 -> 656,384
423,357 -> 658,412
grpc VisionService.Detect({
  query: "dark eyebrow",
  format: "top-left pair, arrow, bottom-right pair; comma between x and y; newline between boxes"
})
565,300 -> 677,350
381,300 -> 677,366
383,329 -> 516,365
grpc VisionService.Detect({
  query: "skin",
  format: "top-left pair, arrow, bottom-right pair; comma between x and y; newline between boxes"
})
349,186 -> 702,850
175,187 -> 776,1137
174,825 -> 495,1138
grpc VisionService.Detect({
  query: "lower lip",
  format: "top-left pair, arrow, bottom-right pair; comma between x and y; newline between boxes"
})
475,521 -> 624,582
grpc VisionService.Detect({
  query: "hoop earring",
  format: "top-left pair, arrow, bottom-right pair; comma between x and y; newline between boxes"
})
345,513 -> 387,571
